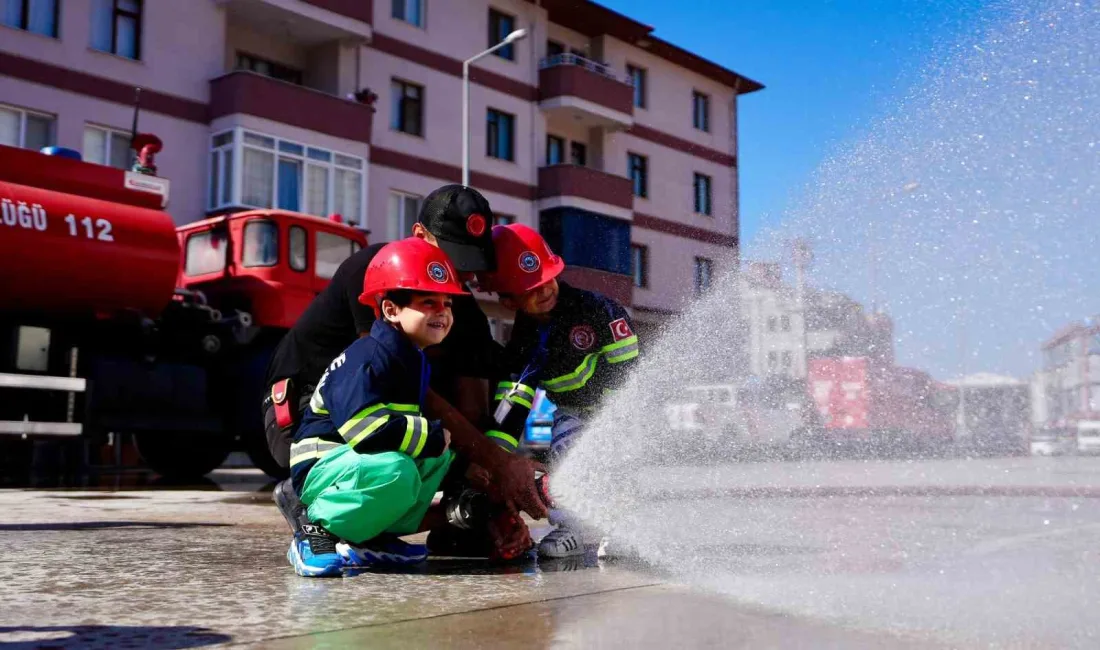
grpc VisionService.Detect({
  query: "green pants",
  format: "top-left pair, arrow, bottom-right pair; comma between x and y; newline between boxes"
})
300,445 -> 455,544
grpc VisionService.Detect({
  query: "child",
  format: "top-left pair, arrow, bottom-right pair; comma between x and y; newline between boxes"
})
478,223 -> 640,559
285,237 -> 467,577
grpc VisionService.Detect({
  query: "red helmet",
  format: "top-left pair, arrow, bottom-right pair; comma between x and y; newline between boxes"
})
359,237 -> 470,311
480,223 -> 565,295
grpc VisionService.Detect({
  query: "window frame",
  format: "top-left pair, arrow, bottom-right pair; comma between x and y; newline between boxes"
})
2,0 -> 59,37
692,90 -> 710,132
570,141 -> 587,167
493,213 -> 516,226
486,108 -> 515,161
0,103 -> 56,151
546,134 -> 564,165
631,244 -> 649,289
694,256 -> 713,296
388,190 -> 422,241
391,0 -> 425,28
314,230 -> 361,280
391,78 -> 424,136
236,51 -> 304,85
183,229 -> 229,277
289,225 -> 308,273
83,124 -> 135,170
241,219 -> 280,269
206,127 -> 365,224
92,0 -> 143,60
627,64 -> 646,108
628,152 -> 648,198
693,172 -> 712,216
488,8 -> 517,61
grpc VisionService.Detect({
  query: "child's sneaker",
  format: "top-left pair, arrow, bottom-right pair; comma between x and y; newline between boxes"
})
537,525 -> 586,558
287,524 -> 344,578
337,533 -> 428,567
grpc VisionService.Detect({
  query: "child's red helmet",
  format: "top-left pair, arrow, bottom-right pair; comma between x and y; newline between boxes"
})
359,237 -> 470,311
479,223 -> 565,296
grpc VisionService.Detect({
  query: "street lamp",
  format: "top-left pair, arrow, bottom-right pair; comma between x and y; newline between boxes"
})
462,28 -> 528,187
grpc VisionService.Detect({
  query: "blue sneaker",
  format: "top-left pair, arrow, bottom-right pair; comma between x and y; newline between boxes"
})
337,533 -> 428,567
287,524 -> 345,578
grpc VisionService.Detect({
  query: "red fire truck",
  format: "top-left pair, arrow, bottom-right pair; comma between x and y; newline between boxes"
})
0,136 -> 367,481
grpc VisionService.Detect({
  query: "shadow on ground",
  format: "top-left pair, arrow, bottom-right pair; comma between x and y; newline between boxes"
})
0,625 -> 231,649
0,521 -> 232,532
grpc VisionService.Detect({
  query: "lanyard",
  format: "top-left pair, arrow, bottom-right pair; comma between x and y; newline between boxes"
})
517,324 -> 551,385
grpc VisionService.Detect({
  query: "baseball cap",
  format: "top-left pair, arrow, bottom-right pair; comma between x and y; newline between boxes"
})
417,184 -> 497,272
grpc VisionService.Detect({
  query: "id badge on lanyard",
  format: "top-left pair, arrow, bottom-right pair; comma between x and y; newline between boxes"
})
494,325 -> 550,425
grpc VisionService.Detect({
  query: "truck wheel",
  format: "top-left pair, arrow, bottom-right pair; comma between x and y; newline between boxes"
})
132,432 -> 231,480
242,428 -> 289,481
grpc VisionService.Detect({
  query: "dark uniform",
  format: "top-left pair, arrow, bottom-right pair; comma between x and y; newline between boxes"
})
488,281 -> 640,457
263,244 -> 500,470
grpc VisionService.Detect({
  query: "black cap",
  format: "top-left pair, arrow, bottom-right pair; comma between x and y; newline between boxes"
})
417,184 -> 497,272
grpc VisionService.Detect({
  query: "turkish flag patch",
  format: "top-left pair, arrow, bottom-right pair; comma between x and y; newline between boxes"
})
609,318 -> 633,341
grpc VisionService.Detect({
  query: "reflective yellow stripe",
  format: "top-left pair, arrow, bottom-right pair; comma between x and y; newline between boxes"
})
494,381 -> 536,400
289,437 -> 342,468
602,335 -> 639,363
341,402 -> 420,449
486,429 -> 519,452
508,394 -> 533,409
542,353 -> 599,393
399,416 -> 430,458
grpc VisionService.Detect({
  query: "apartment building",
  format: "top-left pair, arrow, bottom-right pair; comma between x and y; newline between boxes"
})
0,0 -> 763,339
1035,317 -> 1100,426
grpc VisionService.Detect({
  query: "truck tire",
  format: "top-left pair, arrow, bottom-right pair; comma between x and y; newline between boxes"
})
242,427 -> 289,480
132,432 -> 231,480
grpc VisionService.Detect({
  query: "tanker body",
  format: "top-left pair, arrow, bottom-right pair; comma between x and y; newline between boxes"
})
805,356 -> 954,454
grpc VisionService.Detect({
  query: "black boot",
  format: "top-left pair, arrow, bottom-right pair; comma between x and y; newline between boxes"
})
273,478 -> 309,534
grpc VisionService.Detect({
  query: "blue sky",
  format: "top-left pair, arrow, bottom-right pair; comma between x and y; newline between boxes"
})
599,0 -> 988,248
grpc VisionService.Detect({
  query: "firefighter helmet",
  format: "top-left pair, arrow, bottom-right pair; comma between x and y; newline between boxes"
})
479,223 -> 565,295
359,237 -> 470,311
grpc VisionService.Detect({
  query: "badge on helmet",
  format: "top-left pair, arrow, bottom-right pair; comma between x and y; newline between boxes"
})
518,251 -> 541,273
427,261 -> 450,284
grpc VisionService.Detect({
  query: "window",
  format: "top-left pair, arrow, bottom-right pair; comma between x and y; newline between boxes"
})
391,0 -> 424,27
316,231 -> 361,279
694,256 -> 713,296
91,0 -> 142,60
627,65 -> 646,108
782,351 -> 793,369
486,108 -> 514,161
546,40 -> 564,58
207,128 -> 365,224
2,0 -> 58,37
493,213 -> 515,226
289,226 -> 307,272
83,125 -> 134,170
539,207 -> 631,276
242,220 -> 278,268
693,172 -> 712,215
767,316 -> 777,332
693,91 -> 710,132
0,104 -> 55,151
391,79 -> 423,136
570,141 -> 587,167
628,152 -> 648,198
631,244 -> 648,289
387,191 -> 421,241
236,52 -> 303,85
183,230 -> 228,277
546,135 -> 564,165
488,9 -> 516,60
781,315 -> 791,332
768,351 -> 777,370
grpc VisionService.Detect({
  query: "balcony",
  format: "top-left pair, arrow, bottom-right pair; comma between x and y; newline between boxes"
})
537,164 -> 633,221
215,0 -> 372,43
209,71 -> 374,144
538,54 -> 634,129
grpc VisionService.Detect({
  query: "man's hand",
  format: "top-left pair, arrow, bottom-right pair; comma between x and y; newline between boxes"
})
488,509 -> 533,561
491,452 -> 549,520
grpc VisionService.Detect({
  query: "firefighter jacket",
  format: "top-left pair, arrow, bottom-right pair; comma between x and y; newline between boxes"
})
289,319 -> 447,495
487,281 -> 640,453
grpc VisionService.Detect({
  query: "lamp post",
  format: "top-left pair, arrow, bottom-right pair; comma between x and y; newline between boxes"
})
463,28 -> 528,187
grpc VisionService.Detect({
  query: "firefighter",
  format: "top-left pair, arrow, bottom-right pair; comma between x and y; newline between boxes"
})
287,237 -> 533,576
263,185 -> 548,564
477,224 -> 640,558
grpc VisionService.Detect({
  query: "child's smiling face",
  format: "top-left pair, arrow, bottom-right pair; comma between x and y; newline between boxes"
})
383,292 -> 454,348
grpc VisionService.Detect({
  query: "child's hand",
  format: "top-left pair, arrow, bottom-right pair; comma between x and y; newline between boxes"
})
442,428 -> 452,452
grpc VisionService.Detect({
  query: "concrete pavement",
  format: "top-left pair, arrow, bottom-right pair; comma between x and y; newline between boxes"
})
1,457 -> 1098,648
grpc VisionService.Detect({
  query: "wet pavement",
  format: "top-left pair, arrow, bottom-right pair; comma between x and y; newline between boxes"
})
2,457 -> 1098,648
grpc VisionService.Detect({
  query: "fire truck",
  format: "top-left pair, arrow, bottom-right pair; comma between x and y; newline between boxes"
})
0,136 -> 367,481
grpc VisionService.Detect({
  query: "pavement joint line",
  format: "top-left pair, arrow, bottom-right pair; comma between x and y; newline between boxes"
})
222,581 -> 667,647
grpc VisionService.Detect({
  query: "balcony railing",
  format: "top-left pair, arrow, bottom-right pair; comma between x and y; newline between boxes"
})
537,164 -> 633,211
208,70 -> 374,144
538,53 -> 629,84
